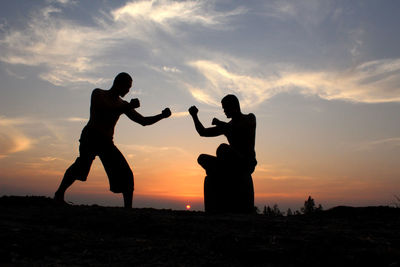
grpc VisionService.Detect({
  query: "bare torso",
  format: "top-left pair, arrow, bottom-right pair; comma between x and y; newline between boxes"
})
224,113 -> 256,160
86,89 -> 129,140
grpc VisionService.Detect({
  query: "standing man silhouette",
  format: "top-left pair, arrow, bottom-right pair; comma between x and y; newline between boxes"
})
189,94 -> 256,213
54,72 -> 171,208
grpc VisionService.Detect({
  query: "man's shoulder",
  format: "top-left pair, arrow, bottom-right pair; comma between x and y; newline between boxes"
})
244,113 -> 256,127
92,88 -> 105,95
91,89 -> 110,102
245,113 -> 256,120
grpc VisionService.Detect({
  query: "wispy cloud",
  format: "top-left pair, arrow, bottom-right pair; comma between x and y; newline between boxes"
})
66,117 -> 87,122
162,66 -> 181,73
5,68 -> 26,80
0,116 -> 31,126
187,60 -> 282,107
46,0 -> 77,6
0,115 -> 77,158
0,116 -> 34,157
262,0 -> 333,25
2,1 -> 398,106
255,163 -> 314,181
263,1 -> 298,19
171,111 -> 189,118
0,0 -> 245,87
40,156 -> 59,162
186,57 -> 400,107
112,0 -> 245,29
356,137 -> 400,151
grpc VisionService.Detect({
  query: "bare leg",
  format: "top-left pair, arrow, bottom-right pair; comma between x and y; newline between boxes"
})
98,145 -> 134,209
123,190 -> 133,208
54,164 -> 77,203
54,156 -> 92,203
197,154 -> 218,175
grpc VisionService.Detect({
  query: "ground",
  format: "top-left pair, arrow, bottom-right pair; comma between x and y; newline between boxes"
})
1,196 -> 399,266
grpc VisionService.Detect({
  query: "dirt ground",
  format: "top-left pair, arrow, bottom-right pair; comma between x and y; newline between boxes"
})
0,196 -> 399,266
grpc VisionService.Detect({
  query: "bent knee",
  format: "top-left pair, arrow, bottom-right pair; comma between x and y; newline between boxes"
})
197,154 -> 208,165
216,143 -> 230,158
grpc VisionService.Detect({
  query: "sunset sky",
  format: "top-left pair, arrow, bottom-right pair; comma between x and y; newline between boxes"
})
1,0 -> 399,211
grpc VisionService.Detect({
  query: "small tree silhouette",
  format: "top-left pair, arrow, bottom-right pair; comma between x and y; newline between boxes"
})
273,204 -> 283,216
263,205 -> 267,215
301,196 -> 323,214
392,195 -> 400,208
286,208 -> 293,216
262,204 -> 283,216
265,205 -> 273,216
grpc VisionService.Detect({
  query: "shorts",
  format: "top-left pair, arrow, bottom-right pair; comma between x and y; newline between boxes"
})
70,127 -> 134,193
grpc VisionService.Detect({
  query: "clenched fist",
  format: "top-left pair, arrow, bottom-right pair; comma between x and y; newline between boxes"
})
188,106 -> 198,117
130,98 -> 140,109
212,118 -> 221,126
162,108 -> 172,118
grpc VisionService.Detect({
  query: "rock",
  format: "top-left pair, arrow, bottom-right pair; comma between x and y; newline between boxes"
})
204,173 -> 254,213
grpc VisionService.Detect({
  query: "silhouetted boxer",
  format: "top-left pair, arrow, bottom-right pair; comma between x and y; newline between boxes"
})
189,94 -> 256,213
55,72 -> 171,208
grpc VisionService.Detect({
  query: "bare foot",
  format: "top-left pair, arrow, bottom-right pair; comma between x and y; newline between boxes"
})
54,191 -> 67,205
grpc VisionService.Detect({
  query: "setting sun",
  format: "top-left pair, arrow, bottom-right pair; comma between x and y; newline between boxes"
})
186,204 -> 191,210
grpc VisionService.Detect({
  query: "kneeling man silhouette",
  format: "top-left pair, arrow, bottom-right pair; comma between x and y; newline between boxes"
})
189,95 -> 256,213
54,72 -> 171,208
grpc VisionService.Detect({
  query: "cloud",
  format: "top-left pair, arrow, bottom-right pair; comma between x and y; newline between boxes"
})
5,68 -> 26,80
46,0 -> 76,5
263,1 -> 297,19
0,115 -> 75,158
356,137 -> 400,151
66,117 -> 88,122
187,86 -> 220,106
261,0 -> 364,61
262,0 -> 332,25
162,66 -> 181,73
0,132 -> 32,155
0,116 -> 34,157
171,111 -> 189,118
0,116 -> 32,126
40,156 -> 58,162
186,57 -> 400,107
112,0 -> 244,28
0,0 -> 245,87
2,1 -> 398,106
0,8 -> 109,87
349,28 -> 364,58
255,163 -> 314,181
187,60 -> 282,107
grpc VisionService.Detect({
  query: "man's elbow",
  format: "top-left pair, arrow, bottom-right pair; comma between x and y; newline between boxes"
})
131,119 -> 149,126
198,130 -> 207,137
140,121 -> 151,126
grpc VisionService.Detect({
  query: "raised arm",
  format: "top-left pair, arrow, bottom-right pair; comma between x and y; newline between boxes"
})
188,106 -> 223,137
125,107 -> 171,126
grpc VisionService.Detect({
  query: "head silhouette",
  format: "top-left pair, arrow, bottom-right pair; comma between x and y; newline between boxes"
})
112,72 -> 133,97
221,94 -> 241,118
